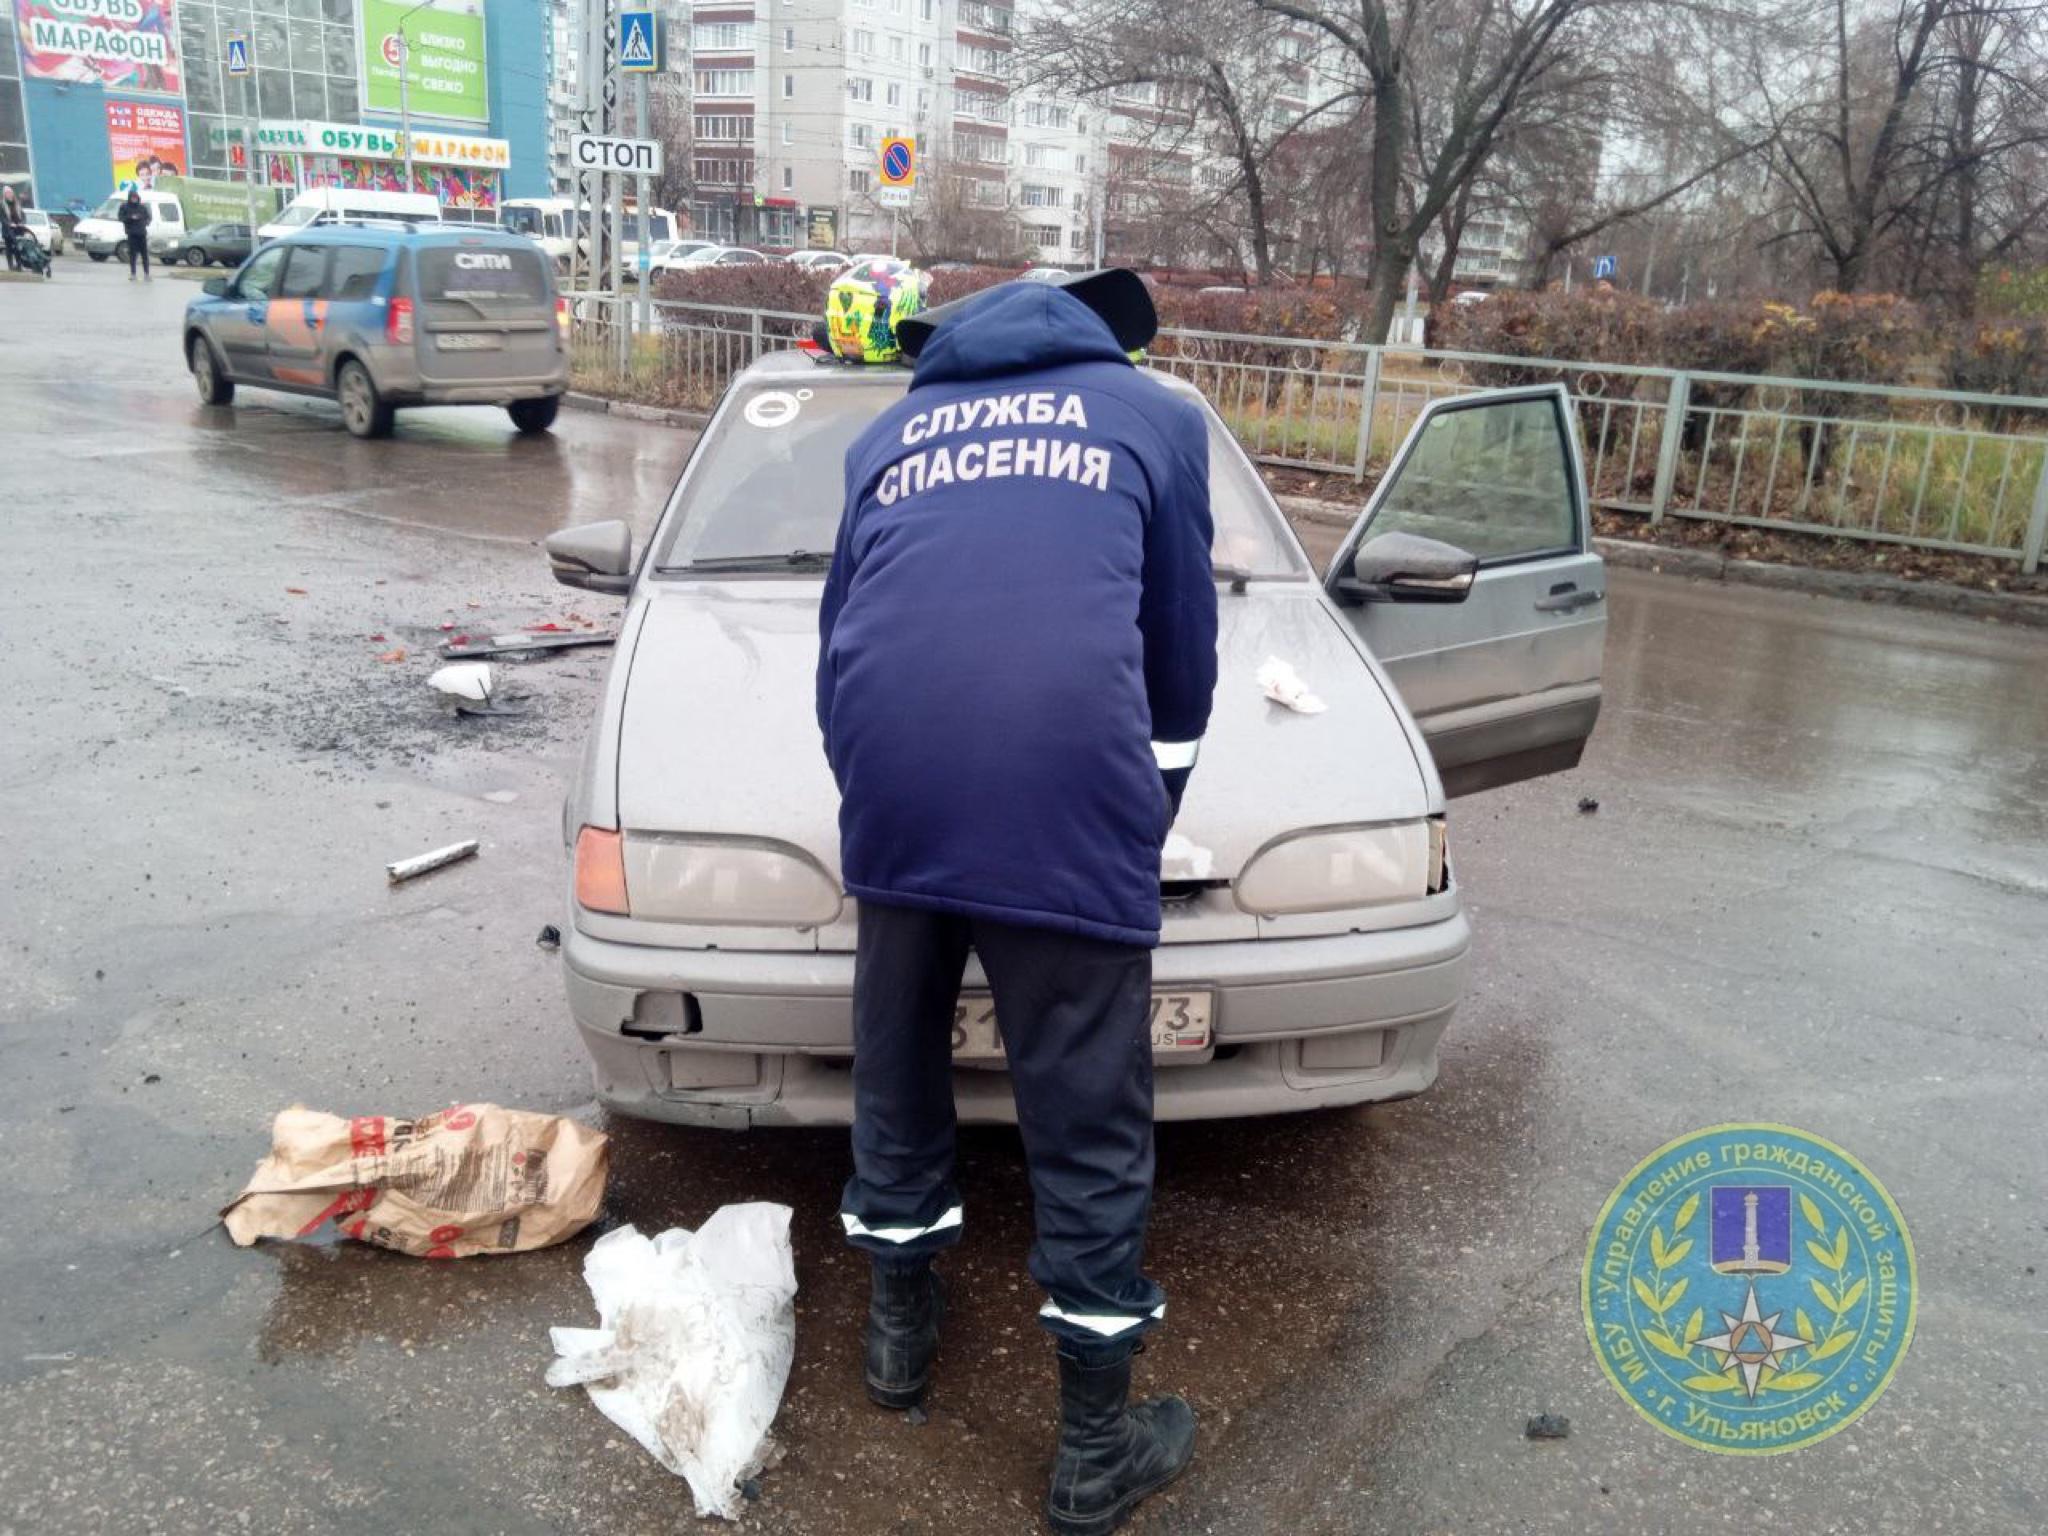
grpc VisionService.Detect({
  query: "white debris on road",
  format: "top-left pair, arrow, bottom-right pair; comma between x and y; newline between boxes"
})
547,1205 -> 798,1521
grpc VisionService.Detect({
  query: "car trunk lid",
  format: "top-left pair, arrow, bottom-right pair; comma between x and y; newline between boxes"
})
410,243 -> 559,384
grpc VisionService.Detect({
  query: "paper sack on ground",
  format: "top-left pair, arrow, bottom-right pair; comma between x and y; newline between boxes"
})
546,1205 -> 798,1520
220,1103 -> 608,1257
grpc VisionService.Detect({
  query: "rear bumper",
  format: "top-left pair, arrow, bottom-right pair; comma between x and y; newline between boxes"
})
562,905 -> 1472,1128
379,362 -> 571,406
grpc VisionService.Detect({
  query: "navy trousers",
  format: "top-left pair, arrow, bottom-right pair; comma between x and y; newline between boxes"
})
840,901 -> 1167,1352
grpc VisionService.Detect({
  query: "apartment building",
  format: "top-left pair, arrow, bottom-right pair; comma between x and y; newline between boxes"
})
541,0 -> 1350,269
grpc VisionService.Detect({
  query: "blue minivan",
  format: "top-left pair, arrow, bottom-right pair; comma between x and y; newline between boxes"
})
183,223 -> 571,438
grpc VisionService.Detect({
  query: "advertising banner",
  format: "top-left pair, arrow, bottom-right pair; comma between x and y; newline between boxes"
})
16,0 -> 182,96
359,0 -> 489,125
105,98 -> 186,190
159,173 -> 277,228
807,207 -> 839,250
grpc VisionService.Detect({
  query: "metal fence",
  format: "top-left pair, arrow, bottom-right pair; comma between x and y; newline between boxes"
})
569,294 -> 2048,572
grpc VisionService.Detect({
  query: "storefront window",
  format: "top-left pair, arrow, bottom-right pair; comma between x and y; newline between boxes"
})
179,1 -> 365,180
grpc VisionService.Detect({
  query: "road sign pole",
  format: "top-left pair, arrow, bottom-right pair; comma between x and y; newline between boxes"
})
221,20 -> 260,246
635,72 -> 650,339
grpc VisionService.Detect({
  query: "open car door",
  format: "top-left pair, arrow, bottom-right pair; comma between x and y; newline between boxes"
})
1327,383 -> 1605,798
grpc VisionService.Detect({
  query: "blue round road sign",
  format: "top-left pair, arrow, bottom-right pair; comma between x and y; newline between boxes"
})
882,141 -> 912,182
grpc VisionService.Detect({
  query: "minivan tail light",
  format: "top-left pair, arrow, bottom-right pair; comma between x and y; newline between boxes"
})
387,295 -> 414,345
555,296 -> 570,342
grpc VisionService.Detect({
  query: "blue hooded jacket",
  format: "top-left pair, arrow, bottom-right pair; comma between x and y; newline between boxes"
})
816,284 -> 1218,946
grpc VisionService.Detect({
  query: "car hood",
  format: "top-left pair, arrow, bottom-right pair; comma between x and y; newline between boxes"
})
614,581 -> 1430,884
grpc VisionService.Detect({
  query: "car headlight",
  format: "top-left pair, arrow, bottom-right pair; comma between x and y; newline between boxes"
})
1233,821 -> 1438,915
619,834 -> 843,926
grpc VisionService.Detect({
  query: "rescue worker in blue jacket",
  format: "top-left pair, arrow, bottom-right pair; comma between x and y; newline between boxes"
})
817,269 -> 1218,1535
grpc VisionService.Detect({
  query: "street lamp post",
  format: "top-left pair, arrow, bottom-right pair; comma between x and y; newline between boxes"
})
395,0 -> 438,193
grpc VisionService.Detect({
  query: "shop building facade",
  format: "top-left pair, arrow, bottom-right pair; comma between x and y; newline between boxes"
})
5,0 -> 548,215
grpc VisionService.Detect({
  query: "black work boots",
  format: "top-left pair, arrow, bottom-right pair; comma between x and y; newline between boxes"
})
1045,1348 -> 1197,1536
864,1259 -> 944,1409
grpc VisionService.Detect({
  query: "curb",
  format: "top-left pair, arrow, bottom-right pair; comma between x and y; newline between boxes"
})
1275,494 -> 2048,630
565,391 -> 709,431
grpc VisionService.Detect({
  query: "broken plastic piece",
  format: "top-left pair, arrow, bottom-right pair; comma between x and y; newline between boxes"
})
386,839 -> 480,884
428,662 -> 496,704
376,647 -> 408,664
547,1207 -> 797,1521
1257,656 -> 1328,714
440,630 -> 616,660
1525,1413 -> 1570,1440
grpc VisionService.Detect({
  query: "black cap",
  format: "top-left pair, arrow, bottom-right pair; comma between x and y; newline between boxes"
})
897,268 -> 1157,359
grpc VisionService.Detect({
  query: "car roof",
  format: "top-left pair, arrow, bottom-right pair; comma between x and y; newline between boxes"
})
279,224 -> 537,248
732,350 -> 1206,403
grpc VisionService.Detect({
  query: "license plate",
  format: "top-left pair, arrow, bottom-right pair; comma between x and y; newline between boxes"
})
951,991 -> 1213,1062
435,332 -> 504,351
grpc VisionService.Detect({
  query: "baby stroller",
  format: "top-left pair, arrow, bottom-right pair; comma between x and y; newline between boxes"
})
12,227 -> 51,278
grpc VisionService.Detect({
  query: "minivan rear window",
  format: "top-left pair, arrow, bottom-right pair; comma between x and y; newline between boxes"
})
417,246 -> 549,302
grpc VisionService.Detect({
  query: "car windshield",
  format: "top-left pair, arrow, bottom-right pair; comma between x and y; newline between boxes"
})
273,204 -> 319,227
502,206 -> 542,237
654,377 -> 1309,578
92,197 -> 122,218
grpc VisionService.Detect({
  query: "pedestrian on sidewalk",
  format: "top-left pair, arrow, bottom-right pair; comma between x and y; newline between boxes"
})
817,268 -> 1218,1536
119,190 -> 152,281
1,187 -> 24,273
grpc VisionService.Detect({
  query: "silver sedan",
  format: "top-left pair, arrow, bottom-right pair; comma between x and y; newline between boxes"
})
547,358 -> 1606,1126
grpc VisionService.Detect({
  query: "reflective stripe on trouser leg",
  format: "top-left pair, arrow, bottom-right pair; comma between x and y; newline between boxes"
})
969,917 -> 1166,1349
842,901 -> 971,1262
1150,738 -> 1200,770
842,1205 -> 964,1245
1039,1299 -> 1166,1337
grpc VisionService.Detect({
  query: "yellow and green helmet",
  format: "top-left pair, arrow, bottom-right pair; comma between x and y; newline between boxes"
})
826,259 -> 928,364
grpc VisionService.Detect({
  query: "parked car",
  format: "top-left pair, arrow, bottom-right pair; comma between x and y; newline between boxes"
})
674,245 -> 769,270
19,207 -> 62,255
786,249 -> 852,273
182,225 -> 570,439
542,356 -> 1606,1127
648,238 -> 719,273
73,190 -> 185,260
158,221 -> 255,267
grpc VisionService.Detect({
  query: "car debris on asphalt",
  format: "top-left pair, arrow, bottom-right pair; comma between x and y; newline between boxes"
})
1525,1413 -> 1571,1440
438,629 -> 617,660
428,661 -> 497,704
386,838 -> 481,884
546,1205 -> 798,1521
221,1104 -> 609,1258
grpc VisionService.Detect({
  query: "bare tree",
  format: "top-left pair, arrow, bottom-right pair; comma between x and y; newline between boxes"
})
1248,0 -> 1623,339
647,82 -> 695,219
1023,0 -> 1361,281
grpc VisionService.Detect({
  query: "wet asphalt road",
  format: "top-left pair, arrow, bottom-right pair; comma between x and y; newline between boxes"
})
2,263 -> 2045,1536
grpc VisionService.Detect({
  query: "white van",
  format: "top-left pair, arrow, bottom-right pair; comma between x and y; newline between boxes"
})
501,197 -> 581,268
73,191 -> 185,261
258,187 -> 441,241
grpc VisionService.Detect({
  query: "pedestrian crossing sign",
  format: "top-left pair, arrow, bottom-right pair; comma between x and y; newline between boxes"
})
619,10 -> 661,73
226,32 -> 251,76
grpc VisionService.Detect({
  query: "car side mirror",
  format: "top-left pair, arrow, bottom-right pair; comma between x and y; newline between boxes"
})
546,520 -> 633,594
202,277 -> 228,297
1336,531 -> 1479,604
